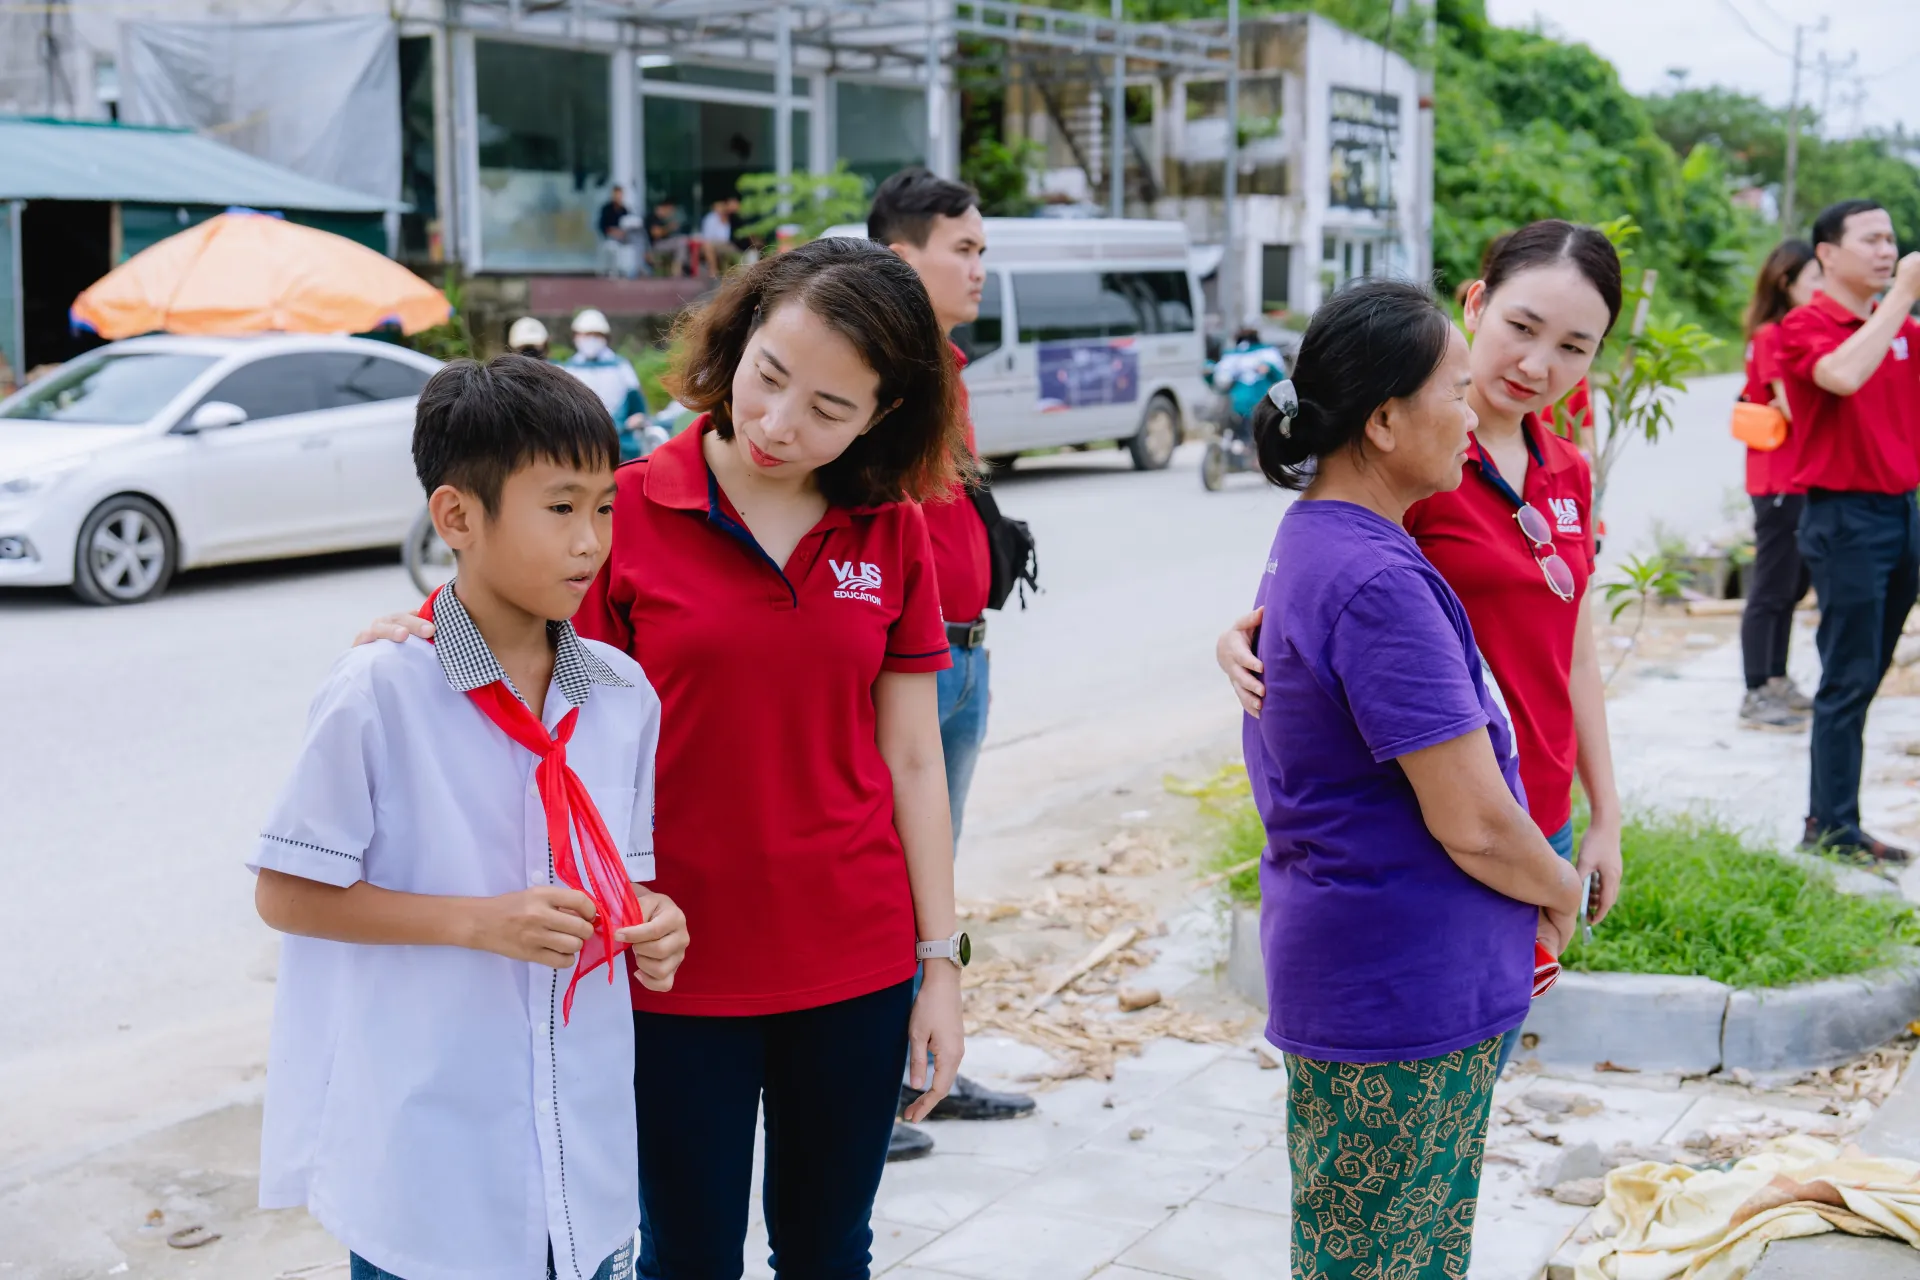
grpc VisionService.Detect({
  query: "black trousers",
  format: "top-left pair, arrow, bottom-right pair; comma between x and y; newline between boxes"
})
1741,494 -> 1811,690
633,980 -> 913,1280
1799,491 -> 1920,842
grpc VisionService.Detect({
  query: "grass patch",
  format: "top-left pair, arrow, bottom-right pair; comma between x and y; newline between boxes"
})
1563,813 -> 1916,987
1170,766 -> 1263,906
1189,771 -> 1914,986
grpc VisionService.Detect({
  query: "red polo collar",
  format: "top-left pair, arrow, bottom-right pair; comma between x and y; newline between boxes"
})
643,413 -> 889,528
1810,289 -> 1870,329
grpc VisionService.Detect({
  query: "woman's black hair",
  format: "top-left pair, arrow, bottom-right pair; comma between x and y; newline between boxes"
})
1480,219 -> 1624,336
1746,239 -> 1818,336
1249,279 -> 1452,491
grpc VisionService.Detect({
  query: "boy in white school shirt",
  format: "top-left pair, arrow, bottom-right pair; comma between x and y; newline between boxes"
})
249,355 -> 690,1280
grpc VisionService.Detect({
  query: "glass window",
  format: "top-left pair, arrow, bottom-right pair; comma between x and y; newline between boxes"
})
399,37 -> 437,262
644,64 -> 809,96
2,352 -> 216,425
315,353 -> 432,407
198,355 -> 329,422
1013,272 -> 1144,343
951,273 -> 1003,363
1124,271 -> 1196,333
835,82 -> 926,190
1261,244 -> 1292,312
476,40 -> 611,271
644,95 -> 810,222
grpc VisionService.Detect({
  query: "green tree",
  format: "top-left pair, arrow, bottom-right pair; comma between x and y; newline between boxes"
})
735,162 -> 872,243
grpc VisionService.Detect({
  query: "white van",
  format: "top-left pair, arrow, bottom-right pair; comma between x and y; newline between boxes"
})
824,218 -> 1207,469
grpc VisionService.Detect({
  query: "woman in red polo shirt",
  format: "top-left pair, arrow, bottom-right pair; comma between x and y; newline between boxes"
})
1218,221 -> 1628,1072
360,238 -> 969,1277
1738,240 -> 1822,731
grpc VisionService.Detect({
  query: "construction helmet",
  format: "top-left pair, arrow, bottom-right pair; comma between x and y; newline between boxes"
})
571,308 -> 612,336
507,316 -> 549,350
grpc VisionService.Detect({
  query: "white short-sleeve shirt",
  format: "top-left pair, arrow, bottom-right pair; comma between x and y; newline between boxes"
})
249,594 -> 659,1280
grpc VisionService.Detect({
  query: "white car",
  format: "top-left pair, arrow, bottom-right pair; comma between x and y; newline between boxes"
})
0,334 -> 441,604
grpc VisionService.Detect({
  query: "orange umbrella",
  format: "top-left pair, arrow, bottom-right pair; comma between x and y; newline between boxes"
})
71,209 -> 451,338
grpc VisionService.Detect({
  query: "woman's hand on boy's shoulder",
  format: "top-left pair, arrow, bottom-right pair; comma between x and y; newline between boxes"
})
619,890 -> 690,992
354,612 -> 434,647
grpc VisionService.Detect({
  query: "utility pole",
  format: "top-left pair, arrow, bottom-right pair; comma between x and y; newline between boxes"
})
1781,18 -> 1827,234
1110,0 -> 1126,219
1221,0 -> 1239,327
1783,25 -> 1805,233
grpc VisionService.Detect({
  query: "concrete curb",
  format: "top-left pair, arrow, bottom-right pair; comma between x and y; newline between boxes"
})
1225,907 -> 1920,1076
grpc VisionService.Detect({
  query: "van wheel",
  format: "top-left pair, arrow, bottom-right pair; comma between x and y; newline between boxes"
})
72,495 -> 176,605
1201,441 -> 1227,491
1128,396 -> 1180,471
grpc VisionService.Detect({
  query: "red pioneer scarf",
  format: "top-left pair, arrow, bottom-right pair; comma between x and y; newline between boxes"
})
1533,941 -> 1560,999
423,588 -> 645,1022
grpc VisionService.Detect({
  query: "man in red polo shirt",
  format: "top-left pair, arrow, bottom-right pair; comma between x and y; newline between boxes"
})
1779,199 -> 1920,863
868,169 -> 1036,1152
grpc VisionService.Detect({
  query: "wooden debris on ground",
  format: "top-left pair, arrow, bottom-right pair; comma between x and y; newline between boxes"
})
1036,829 -> 1186,879
957,883 -> 1251,1082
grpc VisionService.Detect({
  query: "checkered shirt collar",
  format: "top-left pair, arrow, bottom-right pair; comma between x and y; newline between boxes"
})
432,583 -> 629,708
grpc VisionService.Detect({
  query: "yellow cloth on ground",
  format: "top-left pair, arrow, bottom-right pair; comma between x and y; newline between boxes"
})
1576,1136 -> 1920,1280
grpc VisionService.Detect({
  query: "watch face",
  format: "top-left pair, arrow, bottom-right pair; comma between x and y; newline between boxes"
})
957,932 -> 971,966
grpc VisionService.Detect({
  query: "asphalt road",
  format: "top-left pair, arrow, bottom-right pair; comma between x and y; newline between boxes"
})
0,373 -> 1744,1182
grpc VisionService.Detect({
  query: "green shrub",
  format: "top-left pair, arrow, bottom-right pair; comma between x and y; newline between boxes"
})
1192,772 -> 1914,985
1563,814 -> 1917,987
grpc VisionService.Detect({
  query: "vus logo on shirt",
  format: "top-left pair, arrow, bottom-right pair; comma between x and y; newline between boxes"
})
1547,497 -> 1583,536
1895,336 -> 1911,362
830,559 -> 884,605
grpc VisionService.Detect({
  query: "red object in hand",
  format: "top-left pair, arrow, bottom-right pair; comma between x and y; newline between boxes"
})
1532,941 -> 1560,998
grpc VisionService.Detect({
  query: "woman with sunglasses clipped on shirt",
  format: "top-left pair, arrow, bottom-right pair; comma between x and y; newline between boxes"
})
1217,221 -> 1627,1078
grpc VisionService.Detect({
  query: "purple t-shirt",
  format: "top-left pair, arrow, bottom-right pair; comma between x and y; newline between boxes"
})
1243,499 -> 1535,1064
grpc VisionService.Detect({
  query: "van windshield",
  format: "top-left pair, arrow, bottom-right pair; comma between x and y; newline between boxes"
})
2,352 -> 217,425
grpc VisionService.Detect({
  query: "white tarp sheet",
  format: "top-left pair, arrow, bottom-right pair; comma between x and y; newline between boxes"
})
121,16 -> 399,203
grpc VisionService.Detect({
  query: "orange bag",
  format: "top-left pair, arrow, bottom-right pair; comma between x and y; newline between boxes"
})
1732,400 -> 1788,451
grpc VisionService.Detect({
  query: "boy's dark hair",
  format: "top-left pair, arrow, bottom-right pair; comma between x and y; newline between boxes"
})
1746,238 -> 1819,336
1250,279 -> 1452,491
413,354 -> 619,514
1813,199 -> 1886,249
868,167 -> 980,248
664,235 -> 966,506
1481,219 -> 1624,336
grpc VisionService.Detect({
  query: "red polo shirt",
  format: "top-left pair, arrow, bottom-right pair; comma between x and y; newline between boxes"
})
1743,323 -> 1803,497
577,421 -> 951,1015
1404,421 -> 1596,835
920,343 -> 992,625
1779,291 -> 1920,494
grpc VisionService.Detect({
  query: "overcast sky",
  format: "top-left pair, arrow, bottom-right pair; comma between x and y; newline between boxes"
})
1485,0 -> 1920,139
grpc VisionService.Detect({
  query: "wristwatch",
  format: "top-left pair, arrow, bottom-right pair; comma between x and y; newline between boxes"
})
916,931 -> 971,969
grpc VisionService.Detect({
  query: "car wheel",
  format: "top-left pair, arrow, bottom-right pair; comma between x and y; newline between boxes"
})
1128,396 -> 1180,471
1201,440 -> 1227,491
71,495 -> 177,606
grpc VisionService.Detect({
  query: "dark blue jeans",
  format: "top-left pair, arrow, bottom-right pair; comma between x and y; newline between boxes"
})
1799,491 -> 1920,843
633,980 -> 913,1280
936,643 -> 990,846
351,1238 -> 632,1280
1492,821 -> 1577,1077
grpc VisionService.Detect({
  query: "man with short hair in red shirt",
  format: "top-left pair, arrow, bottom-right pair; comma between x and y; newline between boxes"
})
1779,199 -> 1920,863
869,169 -> 1037,1155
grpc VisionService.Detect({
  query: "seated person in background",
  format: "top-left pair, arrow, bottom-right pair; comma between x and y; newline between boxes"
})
597,185 -> 633,279
645,199 -> 690,277
698,196 -> 742,276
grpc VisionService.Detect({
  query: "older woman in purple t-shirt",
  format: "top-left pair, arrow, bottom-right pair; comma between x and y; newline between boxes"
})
1238,280 -> 1582,1280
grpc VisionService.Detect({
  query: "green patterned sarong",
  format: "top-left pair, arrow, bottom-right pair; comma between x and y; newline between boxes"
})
1284,1036 -> 1501,1280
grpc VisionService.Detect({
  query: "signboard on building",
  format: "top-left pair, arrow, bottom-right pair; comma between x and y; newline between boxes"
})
1327,86 -> 1398,212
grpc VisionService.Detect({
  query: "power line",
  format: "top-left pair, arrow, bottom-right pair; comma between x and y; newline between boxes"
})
1713,0 -> 1792,60
1742,0 -> 1795,32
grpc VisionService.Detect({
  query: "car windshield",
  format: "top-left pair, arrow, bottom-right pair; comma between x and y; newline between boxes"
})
1,352 -> 218,425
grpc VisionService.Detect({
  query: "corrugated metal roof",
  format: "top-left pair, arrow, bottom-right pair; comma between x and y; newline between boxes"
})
0,117 -> 403,212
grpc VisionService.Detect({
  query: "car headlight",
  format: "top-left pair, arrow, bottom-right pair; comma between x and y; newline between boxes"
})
0,457 -> 89,498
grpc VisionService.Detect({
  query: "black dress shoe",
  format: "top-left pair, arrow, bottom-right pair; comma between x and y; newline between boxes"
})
887,1121 -> 934,1162
900,1075 -> 1037,1122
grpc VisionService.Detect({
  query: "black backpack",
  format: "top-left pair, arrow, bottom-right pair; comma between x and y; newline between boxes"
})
969,477 -> 1040,611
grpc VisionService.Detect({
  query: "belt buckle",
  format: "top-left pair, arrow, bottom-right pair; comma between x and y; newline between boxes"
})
955,617 -> 986,648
